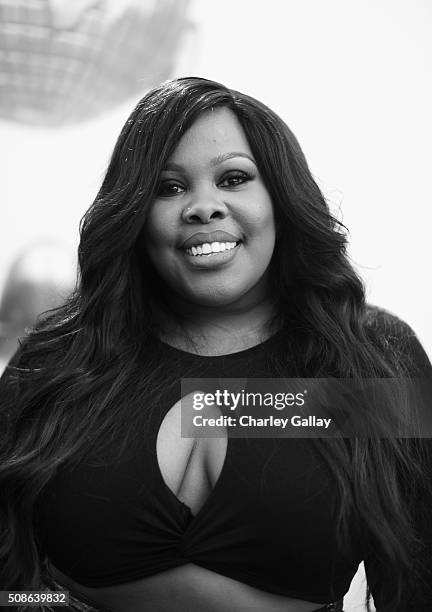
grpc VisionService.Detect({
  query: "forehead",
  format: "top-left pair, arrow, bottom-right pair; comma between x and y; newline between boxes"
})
168,107 -> 252,165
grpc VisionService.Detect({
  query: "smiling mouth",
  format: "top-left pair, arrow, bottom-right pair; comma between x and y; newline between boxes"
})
185,241 -> 241,257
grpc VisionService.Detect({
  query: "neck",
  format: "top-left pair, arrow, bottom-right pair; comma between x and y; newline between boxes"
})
155,293 -> 279,356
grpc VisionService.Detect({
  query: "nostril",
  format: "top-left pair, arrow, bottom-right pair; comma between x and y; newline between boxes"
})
182,204 -> 227,224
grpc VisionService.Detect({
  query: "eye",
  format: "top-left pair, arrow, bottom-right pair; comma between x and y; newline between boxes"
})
156,180 -> 185,197
219,171 -> 253,189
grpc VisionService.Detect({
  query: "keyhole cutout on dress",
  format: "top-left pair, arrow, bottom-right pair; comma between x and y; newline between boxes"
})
156,392 -> 228,517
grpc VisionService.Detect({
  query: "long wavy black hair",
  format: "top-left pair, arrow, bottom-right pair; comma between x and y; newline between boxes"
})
0,77 -> 428,609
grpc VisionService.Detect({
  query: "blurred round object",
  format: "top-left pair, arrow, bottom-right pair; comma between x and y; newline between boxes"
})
0,240 -> 77,371
0,240 -> 77,335
0,0 -> 191,126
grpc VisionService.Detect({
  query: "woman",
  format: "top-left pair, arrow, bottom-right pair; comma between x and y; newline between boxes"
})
0,77 -> 431,612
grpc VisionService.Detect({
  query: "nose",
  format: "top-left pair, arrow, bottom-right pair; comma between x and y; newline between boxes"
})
181,192 -> 227,224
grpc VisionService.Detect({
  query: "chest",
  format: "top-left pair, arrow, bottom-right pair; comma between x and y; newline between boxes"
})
155,392 -> 228,516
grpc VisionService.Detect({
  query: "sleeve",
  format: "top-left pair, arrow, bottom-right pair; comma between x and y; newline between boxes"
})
363,309 -> 432,610
364,444 -> 432,611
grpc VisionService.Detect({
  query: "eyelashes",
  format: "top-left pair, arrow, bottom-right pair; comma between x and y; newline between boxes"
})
156,171 -> 255,198
157,181 -> 185,197
219,171 -> 254,188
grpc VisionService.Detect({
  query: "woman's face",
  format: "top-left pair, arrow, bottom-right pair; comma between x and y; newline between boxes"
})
144,107 -> 276,308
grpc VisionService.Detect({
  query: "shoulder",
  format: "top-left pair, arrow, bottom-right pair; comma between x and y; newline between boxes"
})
364,304 -> 431,376
365,303 -> 415,336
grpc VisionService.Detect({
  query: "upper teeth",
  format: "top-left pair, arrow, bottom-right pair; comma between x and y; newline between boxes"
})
186,241 -> 238,256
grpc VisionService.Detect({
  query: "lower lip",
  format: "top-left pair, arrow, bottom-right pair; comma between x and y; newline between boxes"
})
181,243 -> 242,269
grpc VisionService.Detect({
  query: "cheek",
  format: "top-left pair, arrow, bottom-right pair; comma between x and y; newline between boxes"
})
144,207 -> 178,255
241,198 -> 276,246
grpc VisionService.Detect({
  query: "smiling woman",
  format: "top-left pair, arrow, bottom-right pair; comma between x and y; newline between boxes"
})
145,107 -> 276,320
0,77 -> 432,612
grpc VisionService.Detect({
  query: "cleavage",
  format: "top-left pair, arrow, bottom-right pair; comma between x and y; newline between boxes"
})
156,392 -> 228,516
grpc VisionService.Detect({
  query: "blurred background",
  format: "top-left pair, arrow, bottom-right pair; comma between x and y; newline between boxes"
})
0,1 -> 431,608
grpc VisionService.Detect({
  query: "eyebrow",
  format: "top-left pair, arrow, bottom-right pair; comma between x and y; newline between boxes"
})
210,152 -> 256,166
163,152 -> 257,172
